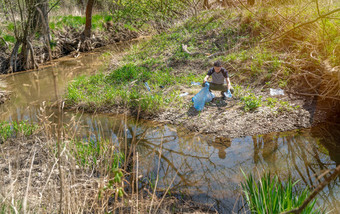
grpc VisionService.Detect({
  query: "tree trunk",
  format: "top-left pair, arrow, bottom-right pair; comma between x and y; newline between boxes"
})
36,5 -> 52,61
247,0 -> 255,6
83,0 -> 95,39
222,0 -> 233,7
40,1 -> 51,42
203,0 -> 210,9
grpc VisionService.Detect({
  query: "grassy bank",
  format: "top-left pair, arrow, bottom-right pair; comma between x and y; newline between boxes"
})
65,1 -> 340,116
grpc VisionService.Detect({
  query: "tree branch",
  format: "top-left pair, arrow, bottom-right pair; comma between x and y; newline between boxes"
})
267,8 -> 340,42
48,0 -> 61,14
281,165 -> 340,214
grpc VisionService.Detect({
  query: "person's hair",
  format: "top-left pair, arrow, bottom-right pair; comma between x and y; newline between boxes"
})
213,61 -> 221,67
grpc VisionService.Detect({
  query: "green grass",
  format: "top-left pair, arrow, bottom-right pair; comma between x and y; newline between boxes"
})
0,121 -> 38,142
241,171 -> 323,214
64,2 -> 340,114
72,139 -> 124,171
70,138 -> 127,199
0,201 -> 23,214
49,14 -> 108,31
65,60 -> 203,113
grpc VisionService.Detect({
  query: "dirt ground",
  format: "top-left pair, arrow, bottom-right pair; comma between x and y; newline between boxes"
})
152,86 -> 313,138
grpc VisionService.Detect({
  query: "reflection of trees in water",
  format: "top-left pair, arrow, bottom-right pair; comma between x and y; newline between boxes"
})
252,133 -> 280,167
137,133 -> 251,212
252,130 -> 339,212
311,124 -> 340,166
115,125 -> 339,213
38,114 -> 339,213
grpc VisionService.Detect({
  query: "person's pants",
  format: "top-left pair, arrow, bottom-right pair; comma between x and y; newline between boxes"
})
202,82 -> 234,93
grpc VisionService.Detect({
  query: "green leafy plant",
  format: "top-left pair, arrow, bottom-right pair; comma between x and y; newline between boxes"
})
241,93 -> 262,112
0,121 -> 38,142
241,171 -> 323,214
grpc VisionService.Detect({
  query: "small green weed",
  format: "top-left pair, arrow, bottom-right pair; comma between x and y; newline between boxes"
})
0,121 -> 38,142
265,97 -> 278,108
277,101 -> 299,112
241,93 -> 262,112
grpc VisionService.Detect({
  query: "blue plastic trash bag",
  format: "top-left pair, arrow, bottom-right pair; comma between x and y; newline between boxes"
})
205,91 -> 215,103
223,89 -> 232,98
192,82 -> 214,111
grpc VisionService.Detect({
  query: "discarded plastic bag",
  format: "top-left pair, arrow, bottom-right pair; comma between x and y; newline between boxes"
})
179,92 -> 189,97
191,82 -> 201,86
192,82 -> 214,111
206,91 -> 215,103
144,82 -> 151,91
270,88 -> 284,96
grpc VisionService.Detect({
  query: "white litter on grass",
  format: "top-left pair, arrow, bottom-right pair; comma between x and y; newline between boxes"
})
270,88 -> 284,96
179,92 -> 189,97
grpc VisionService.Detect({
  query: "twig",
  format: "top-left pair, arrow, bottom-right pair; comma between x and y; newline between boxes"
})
39,146 -> 66,201
8,159 -> 18,214
149,140 -> 163,214
154,169 -> 179,214
181,44 -> 201,56
136,152 -> 139,212
0,36 -> 9,49
23,149 -> 36,214
47,0 -> 61,14
281,164 -> 340,214
286,91 -> 340,101
266,8 -> 340,42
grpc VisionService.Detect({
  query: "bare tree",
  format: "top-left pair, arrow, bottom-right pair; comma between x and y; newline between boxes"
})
83,0 -> 95,39
3,0 -> 51,72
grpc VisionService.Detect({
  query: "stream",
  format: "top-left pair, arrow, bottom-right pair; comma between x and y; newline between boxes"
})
0,41 -> 339,213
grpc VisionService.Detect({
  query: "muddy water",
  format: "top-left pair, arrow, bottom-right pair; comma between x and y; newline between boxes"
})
0,43 -> 339,213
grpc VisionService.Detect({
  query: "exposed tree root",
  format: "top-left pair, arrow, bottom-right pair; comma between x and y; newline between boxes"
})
0,25 -> 138,74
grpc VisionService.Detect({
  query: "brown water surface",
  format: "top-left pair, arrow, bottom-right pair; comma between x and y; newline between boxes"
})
0,42 -> 339,213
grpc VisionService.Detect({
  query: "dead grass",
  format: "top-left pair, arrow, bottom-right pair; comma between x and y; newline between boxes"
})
0,104 -> 216,213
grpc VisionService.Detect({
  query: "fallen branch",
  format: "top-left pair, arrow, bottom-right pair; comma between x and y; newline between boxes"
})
286,91 -> 340,101
181,44 -> 201,56
281,164 -> 340,214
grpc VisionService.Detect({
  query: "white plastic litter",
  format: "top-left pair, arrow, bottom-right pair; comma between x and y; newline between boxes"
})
179,92 -> 189,97
270,88 -> 284,96
191,82 -> 201,86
